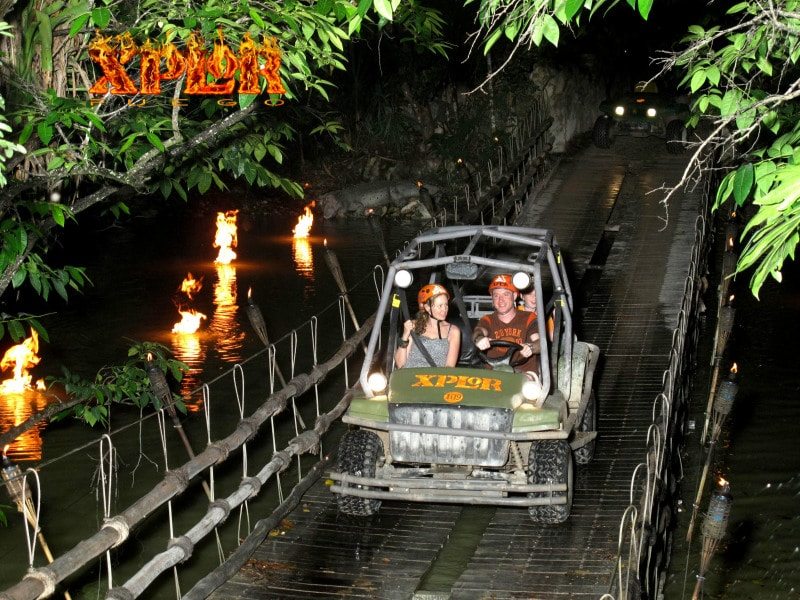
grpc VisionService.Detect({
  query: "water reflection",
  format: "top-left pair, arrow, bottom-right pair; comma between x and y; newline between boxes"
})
171,330 -> 206,406
293,237 -> 314,277
209,264 -> 245,362
0,390 -> 48,461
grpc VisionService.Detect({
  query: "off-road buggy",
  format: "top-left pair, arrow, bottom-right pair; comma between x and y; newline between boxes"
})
329,225 -> 599,524
593,81 -> 689,154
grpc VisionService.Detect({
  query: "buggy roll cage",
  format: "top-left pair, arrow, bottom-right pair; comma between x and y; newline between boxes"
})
359,225 -> 576,400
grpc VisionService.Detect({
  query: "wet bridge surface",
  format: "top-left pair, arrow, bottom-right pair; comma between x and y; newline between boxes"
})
211,137 -> 703,599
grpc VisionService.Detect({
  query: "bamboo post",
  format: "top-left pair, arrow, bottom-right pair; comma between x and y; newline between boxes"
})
688,372 -> 737,542
701,302 -> 735,444
365,210 -> 390,266
245,290 -> 288,388
323,240 -> 366,350
2,450 -> 72,600
145,356 -> 211,499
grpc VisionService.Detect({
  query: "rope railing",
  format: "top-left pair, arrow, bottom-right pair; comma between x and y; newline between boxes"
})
608,179 -> 713,599
0,299 -> 377,600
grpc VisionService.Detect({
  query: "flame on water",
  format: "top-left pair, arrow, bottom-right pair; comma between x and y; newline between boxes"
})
172,309 -> 207,334
731,362 -> 738,374
293,202 -> 315,238
1,331 -> 47,461
214,210 -> 239,264
180,272 -> 203,300
0,330 -> 44,394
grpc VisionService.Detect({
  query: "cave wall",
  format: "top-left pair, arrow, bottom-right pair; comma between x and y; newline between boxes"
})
529,60 -> 606,152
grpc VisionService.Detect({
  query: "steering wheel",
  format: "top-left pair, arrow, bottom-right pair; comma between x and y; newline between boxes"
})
477,339 -> 528,369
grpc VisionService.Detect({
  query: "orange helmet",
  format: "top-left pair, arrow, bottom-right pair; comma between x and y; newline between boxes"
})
488,273 -> 518,294
418,284 -> 450,306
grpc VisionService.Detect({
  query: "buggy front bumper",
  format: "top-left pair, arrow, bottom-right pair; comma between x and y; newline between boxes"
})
328,472 -> 568,507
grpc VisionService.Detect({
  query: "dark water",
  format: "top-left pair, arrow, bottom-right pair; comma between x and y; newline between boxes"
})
665,254 -> 800,598
0,202 -> 417,597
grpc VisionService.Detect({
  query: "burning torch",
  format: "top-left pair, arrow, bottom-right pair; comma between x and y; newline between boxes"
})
245,289 -> 288,389
692,479 -> 733,600
688,363 -> 738,542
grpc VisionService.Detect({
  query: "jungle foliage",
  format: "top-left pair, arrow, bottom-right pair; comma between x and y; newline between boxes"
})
466,0 -> 800,297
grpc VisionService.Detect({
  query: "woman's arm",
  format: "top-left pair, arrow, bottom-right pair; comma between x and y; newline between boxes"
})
395,319 -> 414,367
446,324 -> 462,367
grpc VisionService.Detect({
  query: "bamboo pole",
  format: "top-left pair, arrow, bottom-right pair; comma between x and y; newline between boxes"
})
2,451 -> 72,600
323,240 -> 366,351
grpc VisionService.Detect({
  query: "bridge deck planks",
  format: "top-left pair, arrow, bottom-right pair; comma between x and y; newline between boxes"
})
212,138 -> 703,599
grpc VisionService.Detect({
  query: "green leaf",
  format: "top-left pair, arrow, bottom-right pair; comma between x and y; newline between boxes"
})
69,12 -> 90,36
565,0 -> 583,20
11,269 -> 26,288
8,320 -> 25,341
373,0 -> 393,21
484,27 -> 503,54
198,172 -> 212,194
19,122 -> 34,144
637,0 -> 653,20
52,204 -> 65,227
238,93 -> 257,110
90,7 -> 111,28
541,15 -> 560,46
733,163 -> 754,206
690,68 -> 706,93
29,318 -> 49,343
37,122 -> 53,145
47,156 -> 64,171
146,132 -> 165,152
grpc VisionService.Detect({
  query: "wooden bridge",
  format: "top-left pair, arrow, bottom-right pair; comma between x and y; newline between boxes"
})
202,137 -> 707,599
0,124 -> 709,600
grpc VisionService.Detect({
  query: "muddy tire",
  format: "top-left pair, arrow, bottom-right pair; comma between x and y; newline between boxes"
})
336,430 -> 383,517
574,391 -> 596,465
666,120 -> 685,154
593,116 -> 613,148
527,440 -> 573,524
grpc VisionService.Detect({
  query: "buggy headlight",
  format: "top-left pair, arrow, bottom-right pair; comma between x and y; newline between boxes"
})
512,271 -> 531,291
614,106 -> 625,116
367,371 -> 388,393
394,269 -> 413,288
521,378 -> 543,401
646,107 -> 657,117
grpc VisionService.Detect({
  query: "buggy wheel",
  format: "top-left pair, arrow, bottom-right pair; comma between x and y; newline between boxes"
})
574,391 -> 596,465
527,440 -> 573,524
335,430 -> 383,517
593,116 -> 613,148
666,120 -> 685,154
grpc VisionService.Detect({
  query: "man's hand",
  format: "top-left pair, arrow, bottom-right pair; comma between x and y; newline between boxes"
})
474,335 -> 491,351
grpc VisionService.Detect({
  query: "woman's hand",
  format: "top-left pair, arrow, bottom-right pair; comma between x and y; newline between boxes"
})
401,319 -> 413,339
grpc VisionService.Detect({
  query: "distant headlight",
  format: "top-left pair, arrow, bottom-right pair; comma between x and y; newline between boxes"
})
614,106 -> 625,116
368,372 -> 388,393
394,269 -> 413,288
512,272 -> 531,291
646,108 -> 657,117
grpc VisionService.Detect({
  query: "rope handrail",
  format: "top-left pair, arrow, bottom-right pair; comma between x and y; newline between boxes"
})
0,314 -> 375,600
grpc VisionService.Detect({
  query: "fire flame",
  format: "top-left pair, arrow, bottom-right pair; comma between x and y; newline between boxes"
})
214,210 -> 239,264
718,477 -> 729,487
728,294 -> 735,304
293,202 -> 315,238
731,362 -> 738,374
172,309 -> 207,334
0,330 -> 43,394
728,236 -> 734,249
181,272 -> 203,300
